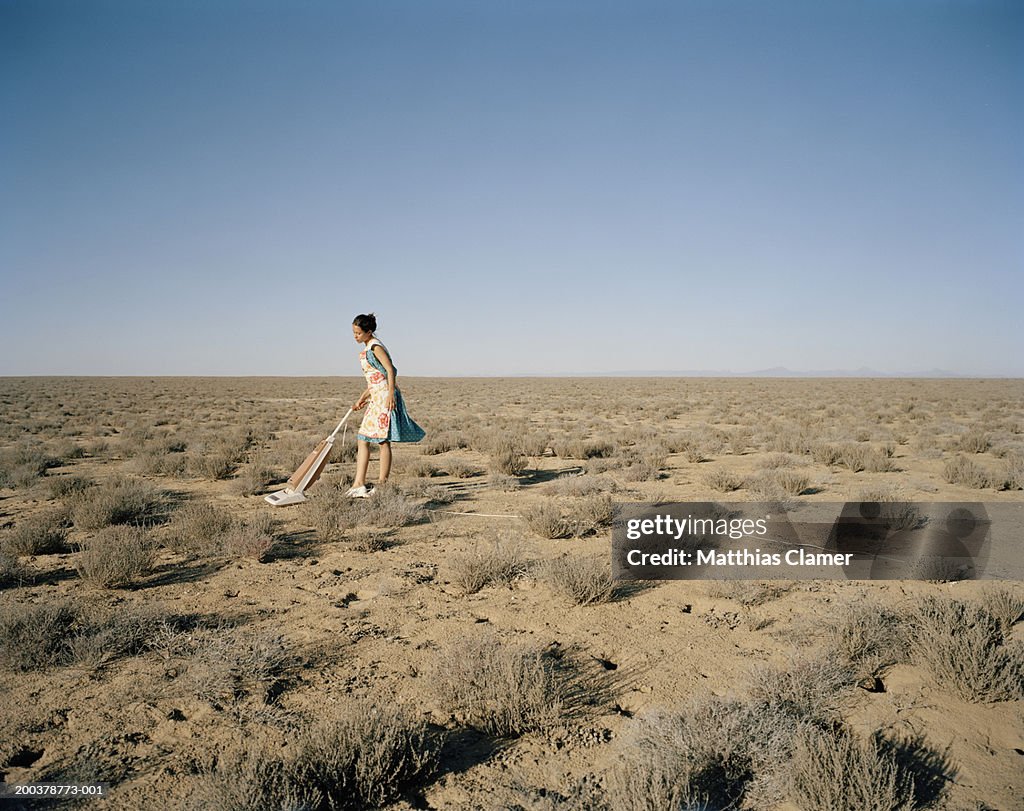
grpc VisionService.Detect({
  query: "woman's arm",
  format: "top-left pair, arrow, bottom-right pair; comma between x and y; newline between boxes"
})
372,345 -> 397,411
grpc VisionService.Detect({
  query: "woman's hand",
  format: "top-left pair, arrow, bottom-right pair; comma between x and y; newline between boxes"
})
353,394 -> 369,411
385,393 -> 396,412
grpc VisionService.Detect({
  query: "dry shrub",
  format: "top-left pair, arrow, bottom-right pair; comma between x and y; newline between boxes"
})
788,725 -> 915,811
75,525 -> 157,588
189,444 -> 241,480
553,439 -> 616,459
308,486 -> 363,541
130,438 -> 189,476
221,514 -> 279,561
165,501 -> 235,555
684,444 -> 708,462
189,627 -> 296,706
186,746 -> 318,811
521,495 -> 613,540
702,469 -> 744,492
855,490 -> 925,532
620,444 -> 665,481
957,429 -> 991,454
444,459 -> 477,479
838,444 -> 870,472
811,442 -> 843,466
489,436 -> 528,475
289,700 -> 438,809
759,453 -> 797,469
542,555 -> 615,606
421,430 -> 465,455
770,427 -> 812,455
326,439 -> 358,464
434,636 -> 589,737
864,449 -> 897,473
997,452 -> 1024,491
567,494 -> 615,537
522,431 -> 551,457
48,474 -> 95,499
910,597 -> 1024,702
748,655 -> 855,726
405,458 -> 438,478
742,472 -> 784,502
546,473 -> 617,498
0,550 -> 27,589
1,596 -> 171,672
607,700 -> 763,811
348,528 -> 390,552
400,476 -> 436,497
585,457 -> 620,475
68,603 -> 171,670
729,428 -> 751,455
188,430 -> 255,480
521,500 -> 574,540
1,509 -> 70,556
606,660 -> 860,811
190,700 -> 437,811
828,603 -> 909,676
486,778 -> 605,810
0,443 -> 59,488
487,472 -> 521,492
0,600 -> 81,671
773,469 -> 810,495
69,476 -> 164,530
942,455 -> 990,489
359,483 -> 424,528
421,484 -> 457,504
234,450 -> 277,496
309,483 -> 422,538
979,587 -> 1024,637
449,534 -> 528,595
707,580 -> 793,607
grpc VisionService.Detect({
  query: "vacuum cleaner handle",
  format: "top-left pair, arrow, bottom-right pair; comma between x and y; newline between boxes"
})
328,408 -> 354,440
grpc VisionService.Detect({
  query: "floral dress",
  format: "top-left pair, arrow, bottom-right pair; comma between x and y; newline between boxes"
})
357,338 -> 426,444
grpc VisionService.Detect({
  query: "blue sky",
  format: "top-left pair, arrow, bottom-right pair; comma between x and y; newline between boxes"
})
2,0 -> 1021,376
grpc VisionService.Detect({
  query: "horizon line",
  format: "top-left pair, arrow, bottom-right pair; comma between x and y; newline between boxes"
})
1,372 -> 1021,381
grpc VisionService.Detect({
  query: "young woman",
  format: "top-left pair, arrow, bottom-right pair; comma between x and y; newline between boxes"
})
348,313 -> 425,497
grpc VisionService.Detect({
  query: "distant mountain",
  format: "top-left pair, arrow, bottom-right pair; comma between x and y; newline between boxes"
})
553,367 -> 982,378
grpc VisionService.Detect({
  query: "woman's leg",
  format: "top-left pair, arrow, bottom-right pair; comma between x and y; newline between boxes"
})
353,440 -> 370,487
378,441 -> 392,483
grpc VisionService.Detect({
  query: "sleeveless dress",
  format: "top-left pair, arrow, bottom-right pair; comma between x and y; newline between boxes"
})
357,338 -> 426,444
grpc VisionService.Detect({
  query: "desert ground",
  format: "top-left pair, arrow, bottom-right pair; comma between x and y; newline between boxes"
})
1,376 -> 1023,810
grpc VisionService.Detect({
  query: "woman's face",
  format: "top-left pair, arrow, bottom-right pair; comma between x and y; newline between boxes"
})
352,324 -> 372,343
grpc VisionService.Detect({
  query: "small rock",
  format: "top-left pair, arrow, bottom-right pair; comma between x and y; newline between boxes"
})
166,708 -> 186,721
857,676 -> 885,693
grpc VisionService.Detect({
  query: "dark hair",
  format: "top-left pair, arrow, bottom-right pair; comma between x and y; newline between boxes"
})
353,313 -> 377,332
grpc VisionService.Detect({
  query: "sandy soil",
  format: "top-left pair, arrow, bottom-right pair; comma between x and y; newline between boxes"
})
1,377 -> 1022,810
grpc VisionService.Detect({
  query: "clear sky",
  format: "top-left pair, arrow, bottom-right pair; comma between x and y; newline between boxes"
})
2,0 -> 1021,376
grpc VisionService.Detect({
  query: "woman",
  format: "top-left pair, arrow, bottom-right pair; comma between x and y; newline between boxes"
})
348,313 -> 425,497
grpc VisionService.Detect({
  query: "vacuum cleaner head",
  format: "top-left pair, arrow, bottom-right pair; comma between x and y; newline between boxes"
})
264,409 -> 353,507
